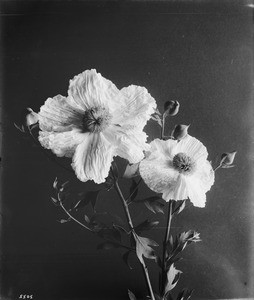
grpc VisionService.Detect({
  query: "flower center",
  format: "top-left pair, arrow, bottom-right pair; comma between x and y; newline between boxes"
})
82,107 -> 112,133
172,152 -> 196,175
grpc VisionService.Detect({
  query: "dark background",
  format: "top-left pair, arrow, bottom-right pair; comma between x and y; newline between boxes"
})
1,1 -> 253,299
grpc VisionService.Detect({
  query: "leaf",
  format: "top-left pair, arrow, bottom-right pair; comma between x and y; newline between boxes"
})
129,179 -> 139,201
113,223 -> 129,235
59,181 -> 69,192
122,250 -> 133,270
172,200 -> 186,215
164,264 -> 182,294
74,190 -> 100,211
135,220 -> 159,234
134,233 -> 158,263
141,196 -> 165,214
150,114 -> 162,127
123,163 -> 140,178
53,177 -> 58,190
57,218 -> 71,224
84,215 -> 90,223
178,231 -> 201,251
50,196 -> 60,206
128,289 -> 137,300
97,241 -> 120,250
176,289 -> 194,300
14,122 -> 25,133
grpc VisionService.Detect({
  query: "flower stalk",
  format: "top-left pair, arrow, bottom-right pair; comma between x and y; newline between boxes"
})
113,176 -> 156,300
161,200 -> 173,295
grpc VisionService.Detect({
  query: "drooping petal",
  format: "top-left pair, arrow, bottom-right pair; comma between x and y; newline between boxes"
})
162,175 -> 188,201
175,135 -> 208,163
112,85 -> 156,129
39,129 -> 85,157
38,95 -> 82,132
68,69 -> 120,113
185,175 -> 207,207
139,158 -> 179,194
71,133 -> 115,184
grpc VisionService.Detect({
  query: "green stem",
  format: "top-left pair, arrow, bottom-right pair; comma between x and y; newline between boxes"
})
114,179 -> 156,300
161,200 -> 173,295
59,199 -> 133,251
59,201 -> 92,232
161,113 -> 166,140
126,178 -> 142,205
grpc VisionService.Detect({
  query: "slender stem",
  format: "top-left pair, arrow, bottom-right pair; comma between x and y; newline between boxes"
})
214,163 -> 222,172
59,202 -> 92,232
161,113 -> 166,140
114,180 -> 155,300
60,199 -> 133,251
161,200 -> 173,295
126,178 -> 142,205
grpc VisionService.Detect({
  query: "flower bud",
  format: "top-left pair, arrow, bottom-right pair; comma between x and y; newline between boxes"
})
172,124 -> 190,141
220,151 -> 237,167
164,100 -> 180,117
25,108 -> 38,126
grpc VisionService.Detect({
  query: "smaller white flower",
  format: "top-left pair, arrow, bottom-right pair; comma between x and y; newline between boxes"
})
139,135 -> 215,207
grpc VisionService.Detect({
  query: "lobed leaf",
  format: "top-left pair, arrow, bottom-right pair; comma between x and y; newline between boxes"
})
134,233 -> 158,264
164,264 -> 182,294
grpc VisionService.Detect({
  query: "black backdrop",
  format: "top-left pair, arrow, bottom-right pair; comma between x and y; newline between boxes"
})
1,1 -> 253,300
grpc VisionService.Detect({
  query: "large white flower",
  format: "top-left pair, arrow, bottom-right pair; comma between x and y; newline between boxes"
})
139,135 -> 215,207
38,69 -> 156,184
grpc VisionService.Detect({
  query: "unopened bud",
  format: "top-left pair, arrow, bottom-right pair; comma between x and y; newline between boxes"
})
172,124 -> 190,141
164,100 -> 180,117
220,151 -> 237,167
26,108 -> 38,126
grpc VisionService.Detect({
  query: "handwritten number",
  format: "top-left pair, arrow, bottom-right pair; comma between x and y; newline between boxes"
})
19,295 -> 33,299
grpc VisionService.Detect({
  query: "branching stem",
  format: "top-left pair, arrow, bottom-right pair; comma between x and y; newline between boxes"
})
113,176 -> 155,300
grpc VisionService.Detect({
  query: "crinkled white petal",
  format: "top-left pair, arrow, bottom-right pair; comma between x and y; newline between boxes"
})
68,69 -> 120,113
71,133 -> 115,184
162,175 -> 189,201
139,158 -> 179,194
38,95 -> 82,132
140,135 -> 215,207
39,129 -> 85,158
175,135 -> 208,164
112,85 -> 156,130
104,125 -> 150,164
146,138 -> 177,161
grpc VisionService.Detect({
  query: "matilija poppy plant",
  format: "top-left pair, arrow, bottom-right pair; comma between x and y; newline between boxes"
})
38,69 -> 156,184
139,135 -> 215,207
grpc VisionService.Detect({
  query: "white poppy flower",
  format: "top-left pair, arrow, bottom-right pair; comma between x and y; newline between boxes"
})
38,69 -> 156,184
139,135 -> 215,207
